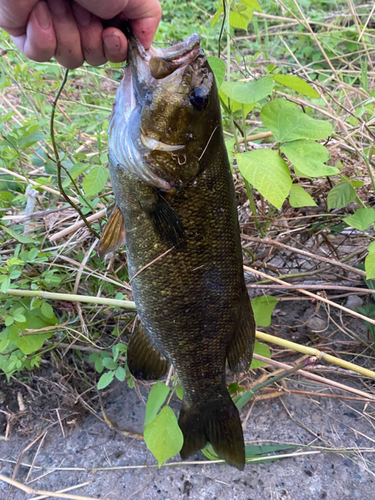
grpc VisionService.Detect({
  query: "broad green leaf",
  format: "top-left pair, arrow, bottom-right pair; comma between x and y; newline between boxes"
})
251,295 -> 278,326
115,366 -> 126,381
82,165 -> 108,197
250,340 -> 271,369
260,100 -> 333,142
112,343 -> 127,362
19,130 -> 44,148
0,276 -> 10,293
41,301 -> 55,319
63,162 -> 90,187
102,357 -> 118,370
236,150 -> 292,209
0,224 -> 35,244
211,2 -> 223,26
144,381 -> 170,426
144,406 -> 183,467
176,385 -> 184,400
272,75 -> 319,98
230,7 -> 254,30
327,182 -> 356,210
365,245 -> 375,280
240,0 -> 261,9
343,208 -> 375,231
281,140 -> 337,178
219,90 -> 255,115
207,56 -> 226,90
221,76 -> 274,104
97,371 -> 115,390
289,184 -> 317,207
9,324 -> 51,355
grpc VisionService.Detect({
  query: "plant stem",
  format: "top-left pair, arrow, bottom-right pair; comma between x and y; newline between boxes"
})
50,69 -> 100,239
236,357 -> 311,410
256,330 -> 375,380
2,288 -> 136,310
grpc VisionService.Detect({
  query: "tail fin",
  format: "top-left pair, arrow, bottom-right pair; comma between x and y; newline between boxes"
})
178,391 -> 245,470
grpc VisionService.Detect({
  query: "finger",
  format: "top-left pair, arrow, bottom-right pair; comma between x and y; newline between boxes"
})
11,1 -> 56,62
47,0 -> 84,69
122,0 -> 162,49
102,27 -> 128,64
75,0 -> 127,21
0,0 -> 39,35
72,3 -> 106,67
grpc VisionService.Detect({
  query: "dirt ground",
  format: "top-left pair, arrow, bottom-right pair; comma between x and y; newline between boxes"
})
0,300 -> 374,500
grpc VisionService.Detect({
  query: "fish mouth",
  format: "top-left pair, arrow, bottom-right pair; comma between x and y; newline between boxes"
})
129,33 -> 201,86
109,34 -> 204,191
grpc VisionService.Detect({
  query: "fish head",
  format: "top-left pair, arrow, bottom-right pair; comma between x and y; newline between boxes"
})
109,33 -> 221,191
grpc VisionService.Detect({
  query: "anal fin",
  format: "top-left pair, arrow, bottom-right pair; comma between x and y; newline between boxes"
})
128,321 -> 169,380
98,205 -> 126,257
227,287 -> 255,373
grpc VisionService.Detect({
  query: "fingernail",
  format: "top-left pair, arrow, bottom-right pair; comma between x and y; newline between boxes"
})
103,35 -> 121,56
35,1 -> 51,30
73,4 -> 91,27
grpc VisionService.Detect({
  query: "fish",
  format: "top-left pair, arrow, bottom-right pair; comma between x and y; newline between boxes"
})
99,31 -> 255,470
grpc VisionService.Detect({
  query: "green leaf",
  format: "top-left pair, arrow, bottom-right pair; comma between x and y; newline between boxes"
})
343,208 -> 375,231
0,223 -> 35,244
327,182 -> 356,210
251,295 -> 278,326
289,184 -> 317,208
9,324 -> 51,355
281,140 -> 338,178
112,343 -> 127,362
145,381 -> 170,426
82,165 -> 108,197
19,130 -> 44,148
221,76 -> 274,104
176,385 -> 184,400
97,371 -> 115,390
41,301 -> 55,319
240,0 -> 261,9
250,340 -> 271,369
272,75 -> 319,98
365,243 -> 375,279
102,357 -> 118,370
236,150 -> 292,209
0,276 -> 10,293
260,100 -> 333,142
207,56 -> 226,90
62,162 -> 90,187
230,8 -> 254,30
144,406 -> 183,467
211,3 -> 223,26
115,365 -> 126,381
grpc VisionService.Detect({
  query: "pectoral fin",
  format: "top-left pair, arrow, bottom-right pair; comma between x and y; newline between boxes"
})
140,192 -> 185,248
128,320 -> 169,380
227,288 -> 255,373
98,205 -> 126,258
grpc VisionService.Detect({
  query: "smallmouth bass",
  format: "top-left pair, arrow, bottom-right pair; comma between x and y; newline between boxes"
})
99,32 -> 255,470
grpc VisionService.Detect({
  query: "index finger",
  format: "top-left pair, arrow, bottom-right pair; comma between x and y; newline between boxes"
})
0,0 -> 39,35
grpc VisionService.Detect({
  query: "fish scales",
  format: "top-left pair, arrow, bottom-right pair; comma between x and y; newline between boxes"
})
100,31 -> 255,470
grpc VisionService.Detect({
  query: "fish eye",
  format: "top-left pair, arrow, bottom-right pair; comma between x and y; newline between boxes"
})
189,87 -> 209,111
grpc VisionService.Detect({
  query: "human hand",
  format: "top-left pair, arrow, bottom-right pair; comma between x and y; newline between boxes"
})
0,0 -> 162,68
